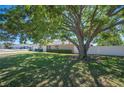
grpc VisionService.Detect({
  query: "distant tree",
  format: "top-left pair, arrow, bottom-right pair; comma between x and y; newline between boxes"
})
3,42 -> 13,49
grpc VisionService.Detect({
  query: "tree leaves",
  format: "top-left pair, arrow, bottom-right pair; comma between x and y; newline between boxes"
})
0,5 -> 124,46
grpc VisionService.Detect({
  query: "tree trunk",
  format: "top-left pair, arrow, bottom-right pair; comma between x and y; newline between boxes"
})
78,44 -> 88,60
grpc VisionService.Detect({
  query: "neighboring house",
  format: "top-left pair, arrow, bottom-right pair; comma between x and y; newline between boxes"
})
0,40 -> 93,54
0,43 -> 41,50
45,40 -> 79,53
45,40 -> 94,53
11,44 -> 41,50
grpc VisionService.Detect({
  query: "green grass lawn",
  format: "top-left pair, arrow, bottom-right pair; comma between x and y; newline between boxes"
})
0,52 -> 124,87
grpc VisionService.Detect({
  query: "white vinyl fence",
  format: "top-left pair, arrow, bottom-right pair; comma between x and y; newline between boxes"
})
87,46 -> 124,56
73,46 -> 124,56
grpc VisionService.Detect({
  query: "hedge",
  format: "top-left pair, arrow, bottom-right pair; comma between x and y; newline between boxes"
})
35,49 -> 43,52
47,49 -> 73,53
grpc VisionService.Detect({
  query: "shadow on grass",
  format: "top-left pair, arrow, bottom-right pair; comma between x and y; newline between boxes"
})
88,56 -> 124,87
0,53 -> 124,87
0,53 -> 83,87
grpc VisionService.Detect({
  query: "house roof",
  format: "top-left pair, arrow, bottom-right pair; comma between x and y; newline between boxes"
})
48,40 -> 72,45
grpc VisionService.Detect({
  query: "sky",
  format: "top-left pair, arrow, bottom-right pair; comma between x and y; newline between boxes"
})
0,5 -> 13,14
0,5 -> 12,9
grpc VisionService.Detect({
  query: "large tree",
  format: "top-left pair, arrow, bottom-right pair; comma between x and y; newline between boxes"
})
28,5 -> 124,59
1,5 -> 124,59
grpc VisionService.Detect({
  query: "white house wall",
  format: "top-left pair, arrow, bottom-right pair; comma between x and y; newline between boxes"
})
73,46 -> 79,53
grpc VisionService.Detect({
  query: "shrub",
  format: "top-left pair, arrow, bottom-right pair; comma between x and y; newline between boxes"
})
35,48 -> 43,52
29,48 -> 32,51
47,49 -> 73,54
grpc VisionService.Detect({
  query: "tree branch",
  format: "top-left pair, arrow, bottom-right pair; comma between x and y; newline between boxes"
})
107,6 -> 124,16
63,13 -> 75,25
79,5 -> 85,18
88,6 -> 98,35
102,20 -> 124,31
85,24 -> 101,48
90,6 -> 98,24
64,35 -> 79,48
